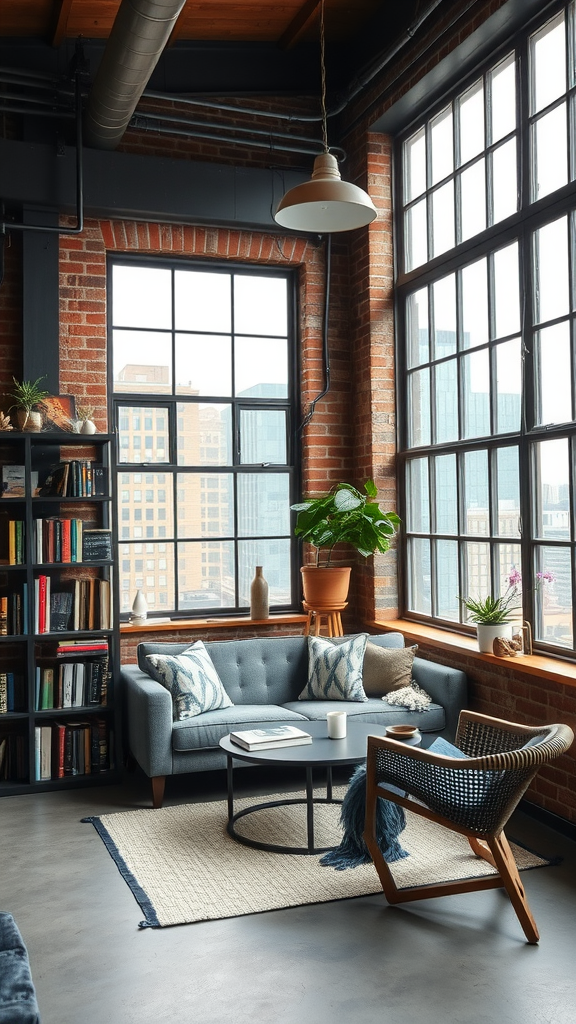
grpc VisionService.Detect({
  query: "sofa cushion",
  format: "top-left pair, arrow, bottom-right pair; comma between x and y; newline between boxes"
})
362,643 -> 418,696
299,634 -> 368,702
284,699 -> 446,733
145,641 -> 233,720
172,704 -> 307,751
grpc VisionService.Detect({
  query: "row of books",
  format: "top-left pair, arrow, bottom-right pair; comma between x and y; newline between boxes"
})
35,518 -> 112,564
38,461 -> 107,499
0,733 -> 27,781
35,654 -> 109,710
0,671 -> 25,714
1,519 -> 25,564
34,719 -> 112,780
35,575 -> 112,632
0,587 -> 28,636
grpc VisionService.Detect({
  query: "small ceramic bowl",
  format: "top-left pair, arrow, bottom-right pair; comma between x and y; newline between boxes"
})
385,724 -> 418,739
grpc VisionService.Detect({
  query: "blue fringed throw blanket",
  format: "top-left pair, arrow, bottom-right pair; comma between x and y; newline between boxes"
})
320,764 -> 408,870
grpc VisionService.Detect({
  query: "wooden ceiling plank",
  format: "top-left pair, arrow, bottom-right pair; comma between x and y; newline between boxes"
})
50,0 -> 75,47
278,0 -> 321,50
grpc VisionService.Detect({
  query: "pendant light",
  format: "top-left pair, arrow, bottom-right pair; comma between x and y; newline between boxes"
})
274,0 -> 377,233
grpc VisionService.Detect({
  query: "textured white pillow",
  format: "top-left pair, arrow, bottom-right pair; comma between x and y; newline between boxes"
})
299,634 -> 368,702
145,640 -> 233,720
382,682 -> 432,713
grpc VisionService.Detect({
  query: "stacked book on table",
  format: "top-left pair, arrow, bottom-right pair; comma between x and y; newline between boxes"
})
229,725 -> 312,751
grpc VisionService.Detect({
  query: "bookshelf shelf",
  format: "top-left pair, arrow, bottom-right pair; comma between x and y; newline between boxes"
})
0,432 -> 119,794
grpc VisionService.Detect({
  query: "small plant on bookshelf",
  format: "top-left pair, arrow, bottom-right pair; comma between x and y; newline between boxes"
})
6,377 -> 50,432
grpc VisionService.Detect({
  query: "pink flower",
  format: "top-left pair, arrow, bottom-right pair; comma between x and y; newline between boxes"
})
508,568 -> 522,587
536,571 -> 555,584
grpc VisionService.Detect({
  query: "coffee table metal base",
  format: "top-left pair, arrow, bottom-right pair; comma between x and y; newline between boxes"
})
226,758 -> 340,855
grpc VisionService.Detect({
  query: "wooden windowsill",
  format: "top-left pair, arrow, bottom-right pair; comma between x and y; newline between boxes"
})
120,613 -> 308,635
371,617 -> 576,692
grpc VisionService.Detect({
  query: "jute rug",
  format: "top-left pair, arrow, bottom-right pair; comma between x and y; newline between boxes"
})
83,788 -> 552,928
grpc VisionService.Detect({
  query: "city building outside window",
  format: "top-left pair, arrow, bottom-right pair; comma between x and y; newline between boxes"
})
110,256 -> 298,617
397,2 -> 576,654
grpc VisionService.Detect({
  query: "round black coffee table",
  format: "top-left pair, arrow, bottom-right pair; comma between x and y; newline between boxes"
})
219,720 -> 421,856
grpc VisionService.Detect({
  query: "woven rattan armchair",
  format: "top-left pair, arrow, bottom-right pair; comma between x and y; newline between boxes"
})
363,711 -> 574,943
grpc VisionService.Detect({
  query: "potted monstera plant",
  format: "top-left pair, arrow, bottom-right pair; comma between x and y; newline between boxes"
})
7,376 -> 50,432
291,480 -> 400,607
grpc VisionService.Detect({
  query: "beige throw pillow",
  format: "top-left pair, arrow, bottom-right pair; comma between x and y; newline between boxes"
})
362,643 -> 418,696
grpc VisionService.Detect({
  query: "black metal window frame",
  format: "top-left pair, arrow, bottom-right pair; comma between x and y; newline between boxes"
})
395,0 -> 576,658
108,252 -> 301,620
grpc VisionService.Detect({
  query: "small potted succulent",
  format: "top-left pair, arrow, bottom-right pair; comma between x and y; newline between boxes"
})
291,480 -> 400,607
6,376 -> 50,432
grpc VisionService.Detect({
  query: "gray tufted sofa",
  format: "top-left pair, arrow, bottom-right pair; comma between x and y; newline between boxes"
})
121,632 -> 468,807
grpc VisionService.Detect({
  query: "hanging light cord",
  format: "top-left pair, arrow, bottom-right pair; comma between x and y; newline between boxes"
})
320,0 -> 329,154
298,234 -> 332,434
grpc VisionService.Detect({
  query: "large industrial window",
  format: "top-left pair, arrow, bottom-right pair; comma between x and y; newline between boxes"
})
397,2 -> 576,654
109,256 -> 298,619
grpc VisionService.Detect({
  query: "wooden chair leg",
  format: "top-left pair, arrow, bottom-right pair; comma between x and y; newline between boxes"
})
486,832 -> 540,944
151,775 -> 166,809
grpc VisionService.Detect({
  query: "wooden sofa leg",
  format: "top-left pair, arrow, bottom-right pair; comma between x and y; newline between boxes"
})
151,776 -> 166,809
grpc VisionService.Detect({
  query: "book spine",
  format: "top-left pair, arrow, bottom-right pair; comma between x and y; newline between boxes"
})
0,674 -> 7,714
61,519 -> 71,563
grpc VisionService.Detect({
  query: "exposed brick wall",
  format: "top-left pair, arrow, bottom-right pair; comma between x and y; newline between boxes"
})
120,620 -> 308,664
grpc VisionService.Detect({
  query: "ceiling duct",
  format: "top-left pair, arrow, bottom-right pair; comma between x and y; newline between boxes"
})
84,0 -> 187,150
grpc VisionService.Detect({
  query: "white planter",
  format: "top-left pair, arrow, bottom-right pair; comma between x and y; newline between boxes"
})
476,622 -> 512,654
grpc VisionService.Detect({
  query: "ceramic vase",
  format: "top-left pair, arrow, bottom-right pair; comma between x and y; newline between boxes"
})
131,589 -> 148,625
250,566 -> 269,619
16,408 -> 42,432
81,419 -> 97,434
476,622 -> 512,654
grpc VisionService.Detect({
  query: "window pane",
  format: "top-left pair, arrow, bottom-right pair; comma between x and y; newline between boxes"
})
176,403 -> 232,466
534,545 -> 573,647
434,454 -> 457,534
119,542 -> 175,613
235,338 -> 288,398
496,338 -> 521,434
431,181 -> 455,257
435,539 -> 459,620
240,410 -> 287,464
234,276 -> 287,336
407,288 -> 429,367
534,438 -> 570,539
430,106 -> 453,184
462,258 -> 488,349
113,331 -> 172,393
459,158 -> 486,241
238,539 -> 292,606
117,406 -> 170,464
408,368 -> 431,447
178,541 -> 235,610
112,265 -> 171,329
463,349 -> 490,438
404,127 -> 426,202
117,474 -> 174,538
434,360 -> 458,444
495,543 -> 522,605
493,242 -> 520,338
492,138 -> 518,223
405,199 -> 428,271
530,12 -> 566,114
464,450 -> 489,536
534,216 -> 569,323
175,270 -> 231,333
433,275 -> 456,358
406,458 -> 430,532
176,473 -> 233,538
490,54 -> 516,144
458,80 -> 484,165
463,540 -> 491,612
533,103 -> 568,200
237,473 -> 290,536
407,537 -> 431,615
175,335 -> 232,396
496,447 -> 520,537
536,322 -> 572,425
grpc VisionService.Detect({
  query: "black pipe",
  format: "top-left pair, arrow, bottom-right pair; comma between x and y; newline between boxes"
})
132,115 -> 344,159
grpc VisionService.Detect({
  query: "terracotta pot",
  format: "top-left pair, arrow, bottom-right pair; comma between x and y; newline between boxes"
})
300,566 -> 351,608
15,408 -> 42,432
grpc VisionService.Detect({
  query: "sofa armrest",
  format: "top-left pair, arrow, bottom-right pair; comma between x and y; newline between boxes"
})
121,665 -> 173,778
412,657 -> 468,740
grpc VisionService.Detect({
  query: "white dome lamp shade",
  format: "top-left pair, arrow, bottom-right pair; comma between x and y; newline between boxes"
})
274,151 -> 378,233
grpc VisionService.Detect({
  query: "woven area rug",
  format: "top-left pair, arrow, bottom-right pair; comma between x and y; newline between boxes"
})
83,788 -> 552,928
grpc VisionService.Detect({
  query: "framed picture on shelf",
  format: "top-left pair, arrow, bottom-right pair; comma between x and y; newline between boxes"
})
37,395 -> 77,432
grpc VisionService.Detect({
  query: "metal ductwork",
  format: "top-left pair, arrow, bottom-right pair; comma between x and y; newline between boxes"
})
84,0 -> 187,150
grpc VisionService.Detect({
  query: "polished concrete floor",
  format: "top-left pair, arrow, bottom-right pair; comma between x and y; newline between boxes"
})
1,766 -> 575,1024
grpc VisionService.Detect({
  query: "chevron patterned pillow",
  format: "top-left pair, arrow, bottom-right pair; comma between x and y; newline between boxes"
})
145,641 -> 233,720
299,633 -> 369,702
